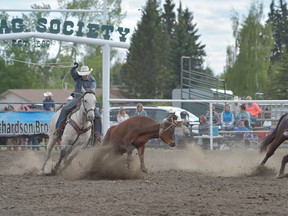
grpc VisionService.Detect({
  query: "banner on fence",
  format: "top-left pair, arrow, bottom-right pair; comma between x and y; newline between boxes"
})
0,111 -> 54,137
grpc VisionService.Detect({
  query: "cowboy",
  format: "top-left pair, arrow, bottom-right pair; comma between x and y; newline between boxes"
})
43,91 -> 55,111
54,62 -> 102,143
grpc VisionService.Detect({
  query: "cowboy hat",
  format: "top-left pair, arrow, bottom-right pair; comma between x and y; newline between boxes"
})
43,91 -> 53,97
77,65 -> 93,76
233,96 -> 239,101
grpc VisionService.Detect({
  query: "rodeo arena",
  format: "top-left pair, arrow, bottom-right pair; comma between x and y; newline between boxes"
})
1,5 -> 288,216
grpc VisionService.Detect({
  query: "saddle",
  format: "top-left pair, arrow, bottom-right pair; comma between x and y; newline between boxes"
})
55,103 -> 82,139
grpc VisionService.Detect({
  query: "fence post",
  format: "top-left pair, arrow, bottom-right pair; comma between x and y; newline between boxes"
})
209,102 -> 213,150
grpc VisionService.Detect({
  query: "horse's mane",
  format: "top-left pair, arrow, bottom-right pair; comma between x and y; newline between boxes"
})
82,91 -> 95,97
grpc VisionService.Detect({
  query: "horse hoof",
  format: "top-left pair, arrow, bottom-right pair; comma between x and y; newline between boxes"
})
50,168 -> 58,176
141,168 -> 148,173
275,173 -> 288,179
37,170 -> 44,176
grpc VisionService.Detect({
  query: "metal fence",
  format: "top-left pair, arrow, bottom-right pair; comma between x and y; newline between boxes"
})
0,99 -> 288,151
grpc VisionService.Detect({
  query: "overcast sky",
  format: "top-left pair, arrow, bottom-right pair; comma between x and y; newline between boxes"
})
2,0 -> 272,75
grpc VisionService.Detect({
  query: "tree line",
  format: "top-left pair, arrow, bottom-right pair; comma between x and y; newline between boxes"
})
224,0 -> 288,99
0,0 -> 287,100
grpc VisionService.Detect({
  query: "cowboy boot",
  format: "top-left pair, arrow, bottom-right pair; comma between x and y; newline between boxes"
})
53,124 -> 65,139
53,128 -> 61,139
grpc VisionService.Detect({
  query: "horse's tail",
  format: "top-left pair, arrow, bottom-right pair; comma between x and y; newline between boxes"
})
259,130 -> 276,153
259,113 -> 288,153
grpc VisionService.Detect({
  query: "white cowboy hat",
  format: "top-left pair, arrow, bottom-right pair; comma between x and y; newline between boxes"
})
77,66 -> 93,76
44,91 -> 53,97
233,96 -> 239,101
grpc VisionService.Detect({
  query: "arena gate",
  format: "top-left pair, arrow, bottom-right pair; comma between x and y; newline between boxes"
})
0,6 -> 130,134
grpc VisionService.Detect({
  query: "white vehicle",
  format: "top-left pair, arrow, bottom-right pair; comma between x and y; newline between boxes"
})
109,106 -> 199,135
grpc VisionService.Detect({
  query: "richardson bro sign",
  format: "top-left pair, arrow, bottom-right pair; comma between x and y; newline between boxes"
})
0,111 -> 54,137
0,17 -> 130,42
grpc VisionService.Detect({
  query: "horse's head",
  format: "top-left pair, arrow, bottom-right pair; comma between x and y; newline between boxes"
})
159,112 -> 176,147
81,92 -> 96,122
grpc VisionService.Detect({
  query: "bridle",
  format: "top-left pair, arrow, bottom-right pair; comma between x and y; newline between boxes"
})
81,91 -> 96,117
68,92 -> 96,136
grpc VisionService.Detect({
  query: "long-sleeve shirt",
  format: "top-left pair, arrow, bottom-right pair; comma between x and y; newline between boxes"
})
43,98 -> 55,111
246,103 -> 261,117
71,67 -> 96,98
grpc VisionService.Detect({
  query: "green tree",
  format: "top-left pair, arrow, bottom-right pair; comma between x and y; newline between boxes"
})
264,53 -> 288,99
265,0 -> 288,99
123,0 -> 172,98
171,3 -> 206,87
267,0 -> 288,63
225,1 -> 273,96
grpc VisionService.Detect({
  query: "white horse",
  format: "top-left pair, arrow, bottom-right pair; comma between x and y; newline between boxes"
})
38,92 -> 96,175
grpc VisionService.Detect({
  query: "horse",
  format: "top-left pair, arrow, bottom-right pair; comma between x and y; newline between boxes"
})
97,113 -> 176,173
259,113 -> 288,178
38,91 -> 96,175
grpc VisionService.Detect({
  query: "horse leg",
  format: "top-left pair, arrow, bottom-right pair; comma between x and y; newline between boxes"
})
60,145 -> 82,172
51,146 -> 68,175
136,145 -> 147,173
38,137 -> 57,175
276,154 -> 288,178
260,139 -> 284,166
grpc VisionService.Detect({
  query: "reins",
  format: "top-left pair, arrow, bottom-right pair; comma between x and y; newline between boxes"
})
67,92 -> 95,146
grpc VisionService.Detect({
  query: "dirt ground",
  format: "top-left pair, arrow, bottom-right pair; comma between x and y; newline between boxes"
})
1,144 -> 288,216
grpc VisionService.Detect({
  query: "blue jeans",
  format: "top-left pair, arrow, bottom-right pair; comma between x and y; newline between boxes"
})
55,97 -> 102,135
55,97 -> 81,129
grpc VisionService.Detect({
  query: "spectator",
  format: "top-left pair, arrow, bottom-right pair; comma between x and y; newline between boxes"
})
234,120 -> 249,132
233,120 -> 254,146
117,107 -> 129,122
3,104 -> 15,111
263,107 -> 272,128
197,115 -> 210,149
43,91 -> 55,111
230,96 -> 241,116
235,104 -> 251,129
206,106 -> 221,126
174,117 -> 190,144
134,103 -> 147,116
198,115 -> 210,136
221,103 -> 234,131
16,104 -> 31,150
245,96 -> 261,126
16,104 -> 31,111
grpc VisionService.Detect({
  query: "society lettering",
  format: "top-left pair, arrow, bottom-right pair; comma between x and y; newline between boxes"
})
0,18 -> 130,42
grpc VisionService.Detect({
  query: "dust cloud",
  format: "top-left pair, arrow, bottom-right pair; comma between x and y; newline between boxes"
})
1,150 -> 44,175
143,143 -> 282,177
2,141 -> 286,178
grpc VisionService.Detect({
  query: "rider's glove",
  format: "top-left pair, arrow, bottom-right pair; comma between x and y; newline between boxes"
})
73,62 -> 79,69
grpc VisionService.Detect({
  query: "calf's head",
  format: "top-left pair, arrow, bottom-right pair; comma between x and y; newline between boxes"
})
159,113 -> 176,147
